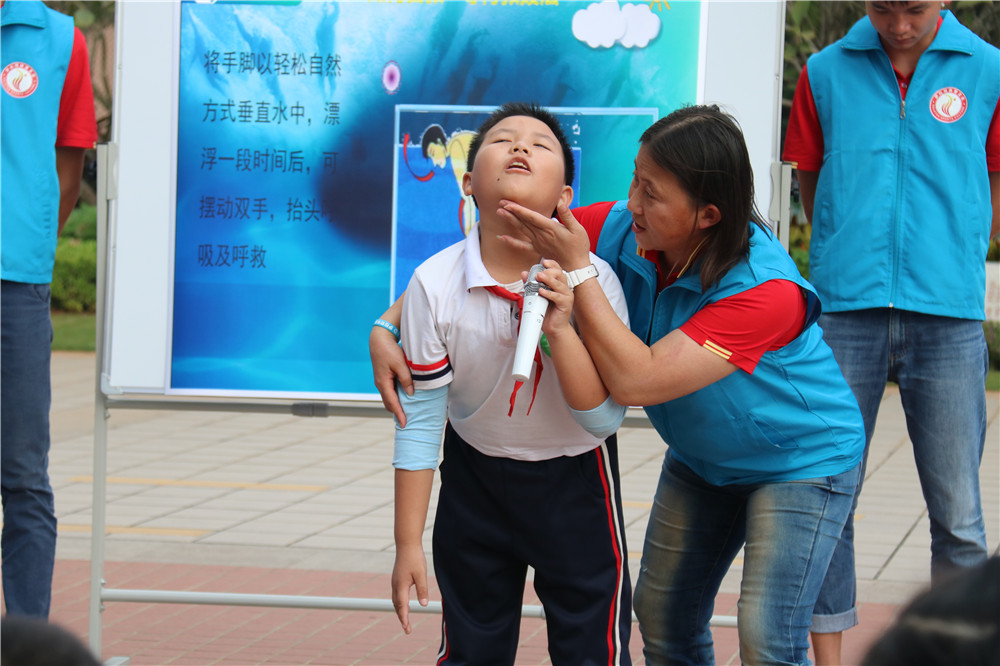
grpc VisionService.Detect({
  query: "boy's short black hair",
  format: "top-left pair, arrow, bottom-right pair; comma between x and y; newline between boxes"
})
861,556 -> 1000,666
1,615 -> 101,666
466,102 -> 575,187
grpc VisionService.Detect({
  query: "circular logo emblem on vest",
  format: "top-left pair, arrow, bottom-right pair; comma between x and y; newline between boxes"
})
929,87 -> 968,123
1,62 -> 38,98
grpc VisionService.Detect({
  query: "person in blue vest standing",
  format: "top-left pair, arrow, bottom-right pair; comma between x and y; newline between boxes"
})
1,0 -> 97,618
372,105 -> 867,665
784,2 -> 999,663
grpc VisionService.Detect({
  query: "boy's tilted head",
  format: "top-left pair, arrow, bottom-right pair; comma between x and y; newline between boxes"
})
467,102 -> 574,186
462,102 -> 574,220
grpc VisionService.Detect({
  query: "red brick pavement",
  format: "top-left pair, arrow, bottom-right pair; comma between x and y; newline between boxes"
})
48,559 -> 897,665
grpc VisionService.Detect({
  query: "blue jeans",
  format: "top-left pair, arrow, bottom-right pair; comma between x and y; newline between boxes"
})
811,309 -> 988,633
1,281 -> 57,618
632,451 -> 860,666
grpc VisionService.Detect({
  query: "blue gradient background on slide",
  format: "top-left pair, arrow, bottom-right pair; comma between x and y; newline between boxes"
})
171,0 -> 699,397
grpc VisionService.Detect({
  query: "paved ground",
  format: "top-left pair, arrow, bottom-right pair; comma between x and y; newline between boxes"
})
16,352 -> 1000,664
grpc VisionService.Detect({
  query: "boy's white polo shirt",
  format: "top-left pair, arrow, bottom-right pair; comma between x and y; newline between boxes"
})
400,224 -> 629,461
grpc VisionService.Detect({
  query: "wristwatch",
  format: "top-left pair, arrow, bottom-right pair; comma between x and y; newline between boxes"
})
563,264 -> 599,290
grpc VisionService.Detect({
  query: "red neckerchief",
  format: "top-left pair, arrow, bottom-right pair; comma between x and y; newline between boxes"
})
483,284 -> 543,417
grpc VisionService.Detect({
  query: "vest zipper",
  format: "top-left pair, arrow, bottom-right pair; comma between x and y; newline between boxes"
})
888,51 -> 912,309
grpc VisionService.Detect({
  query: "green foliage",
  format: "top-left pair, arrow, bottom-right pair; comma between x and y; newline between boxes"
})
787,222 -> 811,280
51,312 -> 96,352
988,239 -> 999,262
51,239 -> 97,313
61,203 -> 97,241
985,321 -> 1000,371
782,2 -> 865,136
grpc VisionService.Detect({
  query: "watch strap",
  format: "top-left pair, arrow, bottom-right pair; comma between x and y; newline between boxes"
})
564,264 -> 599,290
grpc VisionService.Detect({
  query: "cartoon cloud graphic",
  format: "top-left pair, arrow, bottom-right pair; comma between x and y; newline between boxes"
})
573,1 -> 661,49
619,3 -> 661,48
572,1 -> 627,48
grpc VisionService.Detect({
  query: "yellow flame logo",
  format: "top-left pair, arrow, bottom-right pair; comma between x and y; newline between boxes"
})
940,94 -> 956,117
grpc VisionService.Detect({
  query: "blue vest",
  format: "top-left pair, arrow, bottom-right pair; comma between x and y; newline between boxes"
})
807,11 -> 1000,319
1,1 -> 74,283
596,202 -> 864,486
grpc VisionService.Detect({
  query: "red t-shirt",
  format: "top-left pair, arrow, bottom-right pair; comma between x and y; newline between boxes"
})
573,203 -> 807,373
56,27 -> 98,149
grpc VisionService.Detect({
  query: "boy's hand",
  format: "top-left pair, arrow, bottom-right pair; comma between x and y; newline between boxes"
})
497,201 -> 591,271
391,544 -> 429,634
529,259 -> 575,336
369,326 -> 413,427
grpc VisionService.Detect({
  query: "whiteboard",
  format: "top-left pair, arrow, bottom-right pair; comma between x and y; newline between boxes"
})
103,0 -> 785,399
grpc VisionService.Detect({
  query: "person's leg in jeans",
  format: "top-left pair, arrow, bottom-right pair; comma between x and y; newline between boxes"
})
810,309 -> 890,664
738,462 -> 860,666
894,312 -> 988,580
1,281 -> 57,618
632,452 -> 747,666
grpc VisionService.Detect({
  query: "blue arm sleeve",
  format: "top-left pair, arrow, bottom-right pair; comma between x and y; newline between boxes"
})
568,395 -> 627,439
392,385 -> 449,470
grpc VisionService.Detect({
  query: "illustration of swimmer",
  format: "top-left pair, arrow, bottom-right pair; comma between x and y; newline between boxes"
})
404,124 -> 478,236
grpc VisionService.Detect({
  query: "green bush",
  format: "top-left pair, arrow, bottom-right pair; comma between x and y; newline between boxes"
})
51,238 -> 97,312
787,223 -> 811,280
985,321 -> 1000,371
61,203 -> 97,241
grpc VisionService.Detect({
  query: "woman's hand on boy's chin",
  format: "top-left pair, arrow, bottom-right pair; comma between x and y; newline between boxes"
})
496,200 -> 590,269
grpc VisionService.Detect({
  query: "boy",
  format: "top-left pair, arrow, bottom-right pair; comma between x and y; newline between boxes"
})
389,102 -> 632,665
784,2 -> 999,663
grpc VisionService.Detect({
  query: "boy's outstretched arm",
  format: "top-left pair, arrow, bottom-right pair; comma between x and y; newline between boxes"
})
392,468 -> 433,635
370,295 -> 413,426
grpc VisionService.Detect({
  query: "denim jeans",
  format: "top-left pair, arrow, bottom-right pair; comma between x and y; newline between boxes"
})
1,281 -> 57,618
632,451 -> 860,666
811,309 -> 989,633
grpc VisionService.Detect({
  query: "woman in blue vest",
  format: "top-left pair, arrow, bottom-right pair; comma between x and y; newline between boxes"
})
371,105 -> 865,665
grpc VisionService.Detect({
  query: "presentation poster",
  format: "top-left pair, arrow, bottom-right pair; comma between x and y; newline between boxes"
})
171,0 -> 700,398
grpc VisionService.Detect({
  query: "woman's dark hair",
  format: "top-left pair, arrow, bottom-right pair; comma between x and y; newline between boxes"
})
639,104 -> 768,290
466,101 -> 575,187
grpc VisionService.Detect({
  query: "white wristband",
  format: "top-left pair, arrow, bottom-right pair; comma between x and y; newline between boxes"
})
563,264 -> 599,290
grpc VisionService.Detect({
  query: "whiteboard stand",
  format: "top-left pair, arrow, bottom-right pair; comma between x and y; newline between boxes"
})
89,140 -> 114,656
770,161 -> 794,249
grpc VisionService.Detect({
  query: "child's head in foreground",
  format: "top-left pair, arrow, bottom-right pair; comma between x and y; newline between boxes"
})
463,102 -> 574,221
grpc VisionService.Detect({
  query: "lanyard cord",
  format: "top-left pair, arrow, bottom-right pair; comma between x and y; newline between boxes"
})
484,284 -> 543,416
